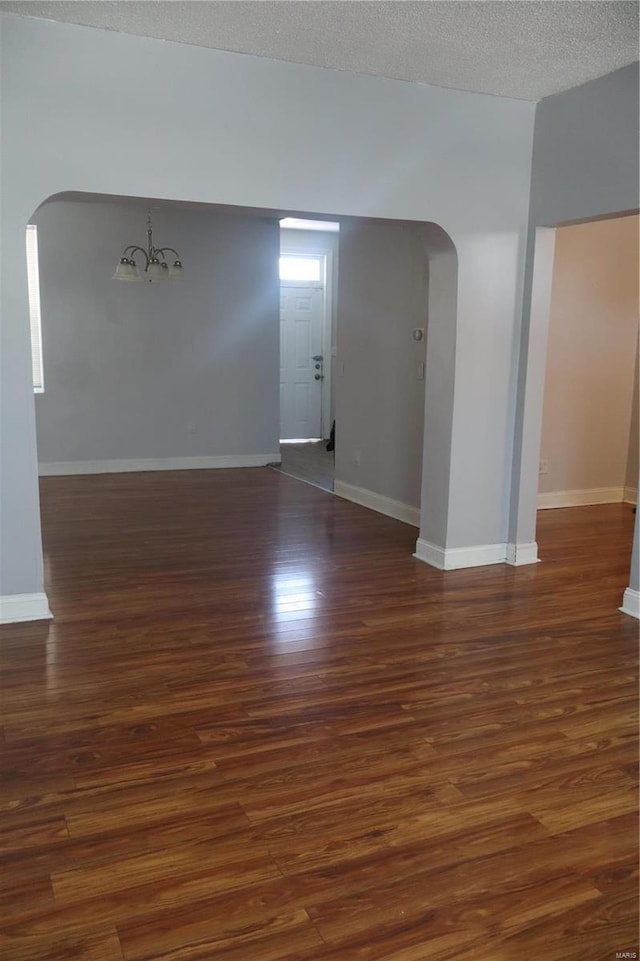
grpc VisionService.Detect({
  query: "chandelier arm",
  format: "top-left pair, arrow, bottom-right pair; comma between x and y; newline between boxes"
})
155,246 -> 181,260
123,245 -> 150,269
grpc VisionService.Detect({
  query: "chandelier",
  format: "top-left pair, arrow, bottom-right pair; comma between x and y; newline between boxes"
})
113,212 -> 184,282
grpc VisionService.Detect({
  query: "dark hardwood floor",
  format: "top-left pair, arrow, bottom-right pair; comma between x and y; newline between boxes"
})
0,469 -> 637,961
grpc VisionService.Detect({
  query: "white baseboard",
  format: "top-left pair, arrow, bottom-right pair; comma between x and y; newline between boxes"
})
0,592 -> 52,624
619,587 -> 640,620
505,541 -> 539,566
537,487 -> 624,509
414,538 -> 507,571
333,480 -> 420,528
623,486 -> 638,505
38,454 -> 281,476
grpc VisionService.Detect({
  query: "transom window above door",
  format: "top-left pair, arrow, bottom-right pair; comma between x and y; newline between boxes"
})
279,256 -> 322,282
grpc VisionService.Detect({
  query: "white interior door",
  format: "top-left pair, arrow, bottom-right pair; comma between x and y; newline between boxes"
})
280,282 -> 324,440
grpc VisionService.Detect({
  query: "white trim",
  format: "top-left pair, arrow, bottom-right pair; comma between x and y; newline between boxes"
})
320,251 -> 333,440
26,224 -> 45,393
505,541 -> 539,566
38,454 -> 281,476
623,486 -> 638,505
537,487 -> 625,509
414,538 -> 507,570
334,480 -> 420,528
413,539 -> 448,569
0,592 -> 52,624
619,587 -> 640,620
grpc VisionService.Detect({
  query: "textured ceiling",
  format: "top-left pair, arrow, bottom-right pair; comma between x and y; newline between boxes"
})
1,0 -> 638,101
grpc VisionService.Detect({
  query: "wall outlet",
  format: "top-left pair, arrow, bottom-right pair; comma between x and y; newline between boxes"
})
187,421 -> 197,434
354,450 -> 361,466
539,459 -> 548,474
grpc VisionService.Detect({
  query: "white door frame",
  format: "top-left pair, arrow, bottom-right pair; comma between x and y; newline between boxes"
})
280,247 -> 334,440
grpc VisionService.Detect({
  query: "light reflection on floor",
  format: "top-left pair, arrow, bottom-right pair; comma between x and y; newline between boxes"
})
45,621 -> 59,691
271,571 -> 319,613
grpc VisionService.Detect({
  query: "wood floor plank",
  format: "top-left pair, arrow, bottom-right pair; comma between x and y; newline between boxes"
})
305,837 -> 603,941
0,876 -> 55,926
0,927 -> 125,961
464,887 -> 639,961
0,471 -> 637,960
50,830 -> 282,903
306,877 -> 602,960
118,907 -> 321,961
526,786 -> 639,834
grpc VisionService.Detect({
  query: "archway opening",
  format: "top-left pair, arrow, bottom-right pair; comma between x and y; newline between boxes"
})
26,190 -> 458,616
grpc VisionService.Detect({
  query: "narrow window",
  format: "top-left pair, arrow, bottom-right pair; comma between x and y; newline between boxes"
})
279,256 -> 322,283
25,225 -> 44,393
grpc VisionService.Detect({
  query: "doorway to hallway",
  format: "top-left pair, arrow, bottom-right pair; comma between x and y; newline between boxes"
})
277,223 -> 339,492
279,270 -> 325,441
269,439 -> 335,493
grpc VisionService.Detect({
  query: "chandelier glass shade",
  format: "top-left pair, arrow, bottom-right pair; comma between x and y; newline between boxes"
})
113,212 -> 184,282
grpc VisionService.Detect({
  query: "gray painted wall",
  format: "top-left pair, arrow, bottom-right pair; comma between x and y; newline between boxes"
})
33,200 -> 281,466
509,63 -> 640,572
1,13 -> 535,599
420,234 -> 458,547
335,221 -> 429,509
530,62 -> 640,227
